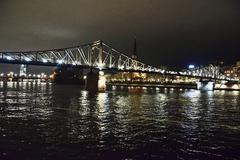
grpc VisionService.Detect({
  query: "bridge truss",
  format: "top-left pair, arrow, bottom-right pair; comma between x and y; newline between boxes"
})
178,65 -> 237,81
0,40 -> 164,72
0,40 -> 238,81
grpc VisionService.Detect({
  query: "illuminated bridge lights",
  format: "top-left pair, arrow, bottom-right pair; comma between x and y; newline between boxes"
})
57,60 -> 63,64
0,40 -> 236,82
25,57 -> 31,62
6,56 -> 14,60
118,66 -> 124,70
96,63 -> 105,69
42,58 -> 48,63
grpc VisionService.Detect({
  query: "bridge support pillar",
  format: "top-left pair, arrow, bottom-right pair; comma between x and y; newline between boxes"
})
19,64 -> 27,77
86,70 -> 106,92
197,80 -> 214,91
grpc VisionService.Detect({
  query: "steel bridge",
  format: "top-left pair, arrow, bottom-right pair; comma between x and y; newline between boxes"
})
0,40 -> 238,82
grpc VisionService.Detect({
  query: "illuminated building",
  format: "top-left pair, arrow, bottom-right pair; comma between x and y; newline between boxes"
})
224,60 -> 240,80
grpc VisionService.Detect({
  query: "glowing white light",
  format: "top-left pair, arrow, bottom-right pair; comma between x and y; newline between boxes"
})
83,76 -> 87,80
40,73 -> 45,77
221,80 -> 227,84
99,71 -> 104,76
232,84 -> 239,90
118,65 -> 124,70
197,81 -> 214,91
25,57 -> 31,62
37,74 -> 41,78
57,60 -> 63,64
0,73 -> 4,76
72,62 -> 76,65
42,59 -> 48,63
98,74 -> 106,91
6,56 -> 13,60
97,63 -> 104,69
188,65 -> 195,69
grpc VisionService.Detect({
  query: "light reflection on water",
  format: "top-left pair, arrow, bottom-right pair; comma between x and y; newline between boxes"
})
0,82 -> 239,159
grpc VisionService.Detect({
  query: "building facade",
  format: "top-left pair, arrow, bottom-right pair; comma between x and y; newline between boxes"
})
224,60 -> 240,80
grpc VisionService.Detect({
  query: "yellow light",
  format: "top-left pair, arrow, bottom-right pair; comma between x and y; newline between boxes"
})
99,71 -> 104,76
98,76 -> 106,91
49,75 -> 54,79
215,84 -> 221,88
221,85 -> 227,89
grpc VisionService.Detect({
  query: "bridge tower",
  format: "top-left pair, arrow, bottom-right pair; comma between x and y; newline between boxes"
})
86,40 -> 106,92
19,64 -> 27,77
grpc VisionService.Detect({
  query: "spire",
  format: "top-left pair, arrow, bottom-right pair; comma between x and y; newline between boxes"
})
132,38 -> 137,59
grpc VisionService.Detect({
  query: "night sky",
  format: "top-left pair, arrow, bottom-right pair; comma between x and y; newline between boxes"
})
0,0 -> 240,72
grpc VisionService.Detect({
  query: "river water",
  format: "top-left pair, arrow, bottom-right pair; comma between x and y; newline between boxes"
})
0,82 -> 239,160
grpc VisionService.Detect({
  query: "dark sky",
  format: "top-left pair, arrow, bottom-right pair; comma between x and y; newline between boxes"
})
0,0 -> 240,71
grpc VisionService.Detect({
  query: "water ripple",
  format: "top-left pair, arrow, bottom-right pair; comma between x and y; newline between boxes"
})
0,84 -> 239,159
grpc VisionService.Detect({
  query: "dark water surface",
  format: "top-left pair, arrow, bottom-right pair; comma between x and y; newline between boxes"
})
0,82 -> 239,160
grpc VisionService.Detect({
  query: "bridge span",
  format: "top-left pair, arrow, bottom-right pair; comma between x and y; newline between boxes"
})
0,40 -> 239,91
